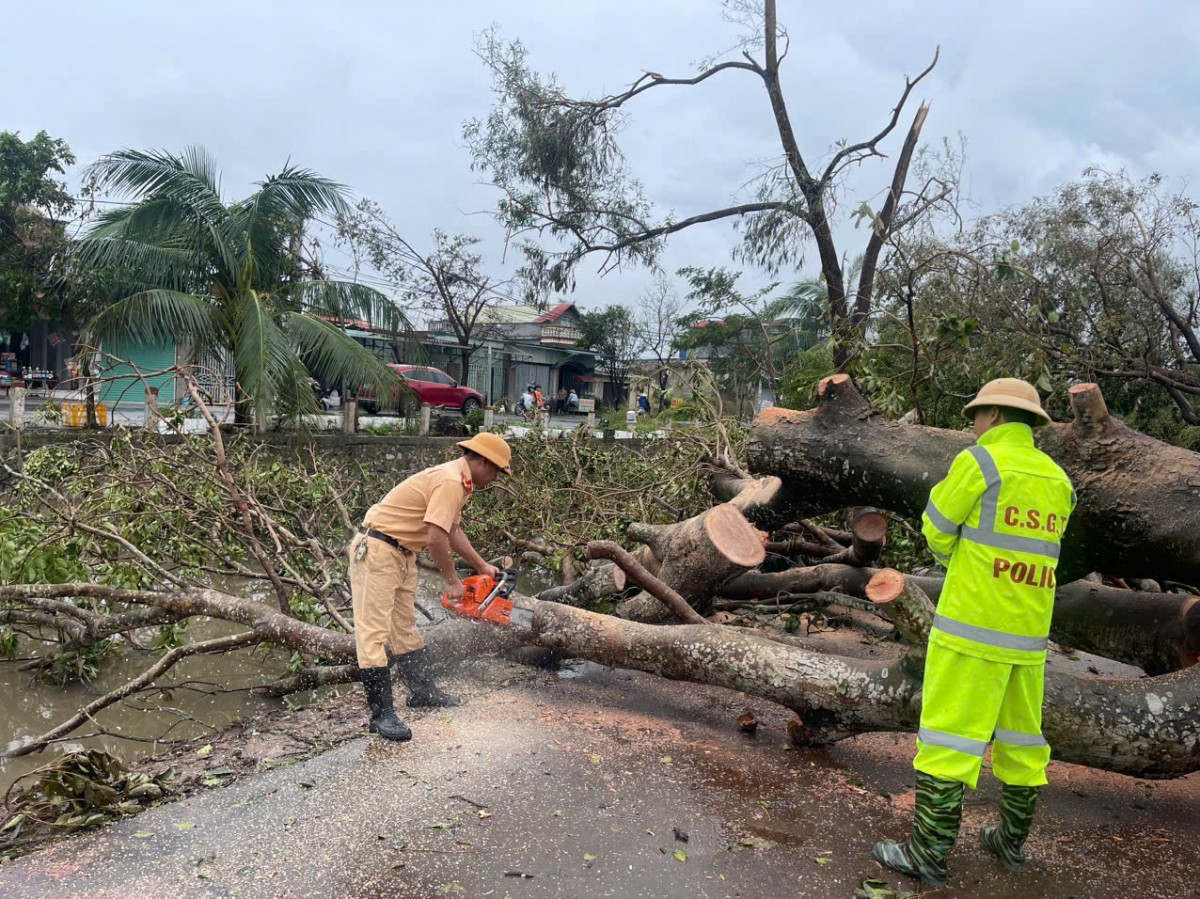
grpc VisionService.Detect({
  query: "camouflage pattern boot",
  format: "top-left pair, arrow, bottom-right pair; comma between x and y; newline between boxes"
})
873,771 -> 965,886
981,784 -> 1039,871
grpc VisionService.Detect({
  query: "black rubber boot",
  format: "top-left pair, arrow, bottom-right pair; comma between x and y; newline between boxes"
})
981,784 -> 1039,871
394,647 -> 461,708
873,771 -> 965,886
359,667 -> 412,741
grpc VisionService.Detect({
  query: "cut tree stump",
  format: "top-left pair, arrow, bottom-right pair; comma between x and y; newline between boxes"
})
618,503 -> 766,622
820,509 -> 887,566
866,568 -> 935,675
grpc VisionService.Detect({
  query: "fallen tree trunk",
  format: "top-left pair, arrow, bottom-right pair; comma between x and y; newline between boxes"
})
748,376 -> 1200,584
513,592 -> 1200,779
5,580 -> 1197,778
1046,585 -> 1200,676
720,563 -> 1200,675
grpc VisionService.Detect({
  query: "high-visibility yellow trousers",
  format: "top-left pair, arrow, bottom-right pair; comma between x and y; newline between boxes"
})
913,644 -> 1050,789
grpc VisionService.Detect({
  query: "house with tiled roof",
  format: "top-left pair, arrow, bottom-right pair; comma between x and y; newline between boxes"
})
421,302 -> 600,409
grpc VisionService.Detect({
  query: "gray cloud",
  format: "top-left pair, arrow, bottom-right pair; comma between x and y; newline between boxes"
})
6,0 -> 1197,312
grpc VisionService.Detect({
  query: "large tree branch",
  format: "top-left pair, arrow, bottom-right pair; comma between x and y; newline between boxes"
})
521,199 -> 793,264
853,102 -> 931,327
563,60 -> 763,112
585,540 -> 710,626
820,47 -> 940,186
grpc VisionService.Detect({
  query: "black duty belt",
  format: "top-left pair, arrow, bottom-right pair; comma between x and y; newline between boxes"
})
358,527 -> 412,555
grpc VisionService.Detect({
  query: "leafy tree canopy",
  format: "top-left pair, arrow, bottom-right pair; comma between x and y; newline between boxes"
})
577,304 -> 646,406
0,130 -> 77,330
75,147 -> 407,427
859,168 -> 1200,447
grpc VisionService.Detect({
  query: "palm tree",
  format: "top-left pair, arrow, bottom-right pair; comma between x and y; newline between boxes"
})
75,147 -> 405,427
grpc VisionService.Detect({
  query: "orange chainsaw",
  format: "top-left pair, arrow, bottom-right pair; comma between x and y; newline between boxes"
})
442,568 -> 524,627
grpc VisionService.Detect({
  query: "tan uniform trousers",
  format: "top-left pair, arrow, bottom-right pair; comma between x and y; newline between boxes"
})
349,533 -> 423,668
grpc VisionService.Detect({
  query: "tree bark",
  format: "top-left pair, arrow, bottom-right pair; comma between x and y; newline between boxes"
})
748,376 -> 1200,583
512,594 -> 1200,779
536,561 -> 627,607
709,471 -> 800,530
618,503 -> 766,621
865,568 -> 934,675
721,563 -> 1199,675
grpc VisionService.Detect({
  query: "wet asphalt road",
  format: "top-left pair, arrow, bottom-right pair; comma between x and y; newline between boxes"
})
1,659 -> 1197,898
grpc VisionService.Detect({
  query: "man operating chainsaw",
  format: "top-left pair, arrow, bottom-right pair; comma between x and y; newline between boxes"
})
348,432 -> 512,742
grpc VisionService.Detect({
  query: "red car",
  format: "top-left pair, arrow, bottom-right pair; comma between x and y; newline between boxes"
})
358,364 -> 484,416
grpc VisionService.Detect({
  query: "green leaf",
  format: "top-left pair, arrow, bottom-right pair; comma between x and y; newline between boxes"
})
174,822 -> 196,831
855,878 -> 896,899
738,836 -> 777,850
195,745 -> 213,758
672,849 -> 688,862
133,830 -> 155,838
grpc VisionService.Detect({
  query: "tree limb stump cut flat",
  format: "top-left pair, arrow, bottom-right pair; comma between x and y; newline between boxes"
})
618,504 -> 766,622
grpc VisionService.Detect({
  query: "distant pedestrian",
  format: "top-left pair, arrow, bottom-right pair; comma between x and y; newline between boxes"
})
637,391 -> 651,416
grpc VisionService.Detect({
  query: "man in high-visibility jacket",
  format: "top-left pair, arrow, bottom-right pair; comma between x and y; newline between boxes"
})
874,378 -> 1076,885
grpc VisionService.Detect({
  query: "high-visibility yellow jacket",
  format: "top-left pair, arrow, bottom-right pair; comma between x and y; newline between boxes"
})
922,422 -> 1076,665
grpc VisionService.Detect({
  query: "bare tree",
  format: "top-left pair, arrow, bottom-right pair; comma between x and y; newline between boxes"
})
338,200 -> 512,383
465,0 -> 947,371
637,273 -> 683,406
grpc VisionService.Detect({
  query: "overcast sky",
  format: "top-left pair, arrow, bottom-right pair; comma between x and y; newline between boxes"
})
7,0 -> 1199,315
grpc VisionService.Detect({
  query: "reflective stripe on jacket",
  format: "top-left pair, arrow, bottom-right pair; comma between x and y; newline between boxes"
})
921,422 -> 1076,665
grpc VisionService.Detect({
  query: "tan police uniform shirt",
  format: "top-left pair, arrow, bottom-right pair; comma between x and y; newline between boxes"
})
362,458 -> 474,552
